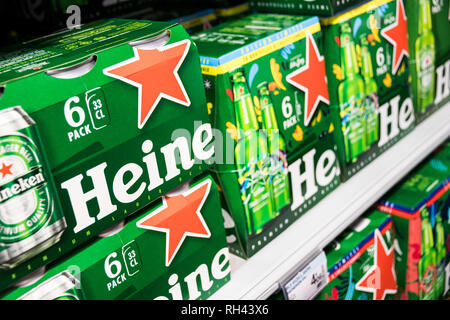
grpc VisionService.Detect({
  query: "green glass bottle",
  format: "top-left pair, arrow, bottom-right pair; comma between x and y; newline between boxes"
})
418,207 -> 437,300
434,213 -> 446,298
360,37 -> 379,149
257,82 -> 291,217
338,23 -> 366,163
231,69 -> 274,235
415,0 -> 436,113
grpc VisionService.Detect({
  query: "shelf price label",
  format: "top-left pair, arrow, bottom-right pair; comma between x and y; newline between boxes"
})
281,251 -> 328,300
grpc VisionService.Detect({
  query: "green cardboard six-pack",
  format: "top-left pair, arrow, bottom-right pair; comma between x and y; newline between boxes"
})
0,175 -> 230,300
320,0 -> 415,181
405,0 -> 450,123
0,18 -> 219,293
193,13 -> 341,258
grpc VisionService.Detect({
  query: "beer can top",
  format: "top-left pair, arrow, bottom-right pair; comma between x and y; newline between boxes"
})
98,220 -> 126,238
18,271 -> 78,300
129,30 -> 170,50
165,182 -> 190,197
13,266 -> 46,288
0,106 -> 34,135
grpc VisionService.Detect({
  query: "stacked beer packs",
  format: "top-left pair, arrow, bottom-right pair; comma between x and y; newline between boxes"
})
317,210 -> 397,300
193,13 -> 341,258
0,18 -> 229,299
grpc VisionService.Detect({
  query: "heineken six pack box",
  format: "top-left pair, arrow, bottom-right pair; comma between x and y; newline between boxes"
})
250,0 -> 368,16
377,142 -> 450,300
193,14 -> 341,258
405,0 -> 450,123
1,175 -> 231,300
316,210 -> 397,300
321,0 -> 415,181
0,19 -> 215,291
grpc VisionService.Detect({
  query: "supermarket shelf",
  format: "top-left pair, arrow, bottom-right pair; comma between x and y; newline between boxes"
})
210,102 -> 450,300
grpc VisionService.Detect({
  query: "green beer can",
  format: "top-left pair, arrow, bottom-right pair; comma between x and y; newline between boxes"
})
18,270 -> 85,300
0,107 -> 66,269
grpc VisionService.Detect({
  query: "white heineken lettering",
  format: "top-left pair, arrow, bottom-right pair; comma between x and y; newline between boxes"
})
192,123 -> 215,161
154,247 -> 230,300
142,140 -> 164,192
184,264 -> 214,300
289,148 -> 338,211
0,172 -> 45,202
62,124 -> 215,233
112,163 -> 146,203
61,163 -> 117,233
378,95 -> 414,148
160,136 -> 195,181
316,150 -> 338,187
399,97 -> 414,130
435,59 -> 450,105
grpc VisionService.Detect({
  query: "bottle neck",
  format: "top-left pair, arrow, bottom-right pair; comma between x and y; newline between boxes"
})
360,46 -> 374,81
435,217 -> 444,247
421,217 -> 434,254
341,34 -> 359,80
233,81 -> 259,136
419,0 -> 433,32
259,94 -> 279,131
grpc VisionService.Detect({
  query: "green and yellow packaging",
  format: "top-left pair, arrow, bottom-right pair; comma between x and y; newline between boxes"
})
193,14 -> 341,258
321,0 -> 415,181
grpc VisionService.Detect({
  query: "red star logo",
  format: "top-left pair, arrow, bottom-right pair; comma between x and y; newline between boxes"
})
381,0 -> 409,75
355,229 -> 397,300
136,180 -> 211,266
286,31 -> 329,126
0,162 -> 13,179
104,40 -> 191,129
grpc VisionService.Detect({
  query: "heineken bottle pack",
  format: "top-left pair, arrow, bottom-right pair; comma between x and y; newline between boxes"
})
0,19 -> 215,292
250,0 -> 368,16
377,142 -> 450,300
1,175 -> 231,300
405,0 -> 450,123
320,0 -> 415,181
192,14 -> 341,258
316,210 -> 397,300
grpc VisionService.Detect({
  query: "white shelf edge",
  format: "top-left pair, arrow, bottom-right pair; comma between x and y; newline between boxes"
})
210,102 -> 450,300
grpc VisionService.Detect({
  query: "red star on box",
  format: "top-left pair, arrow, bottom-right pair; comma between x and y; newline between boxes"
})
356,229 -> 397,300
286,31 -> 329,126
136,180 -> 211,266
104,39 -> 191,129
0,162 -> 13,179
381,0 -> 409,75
